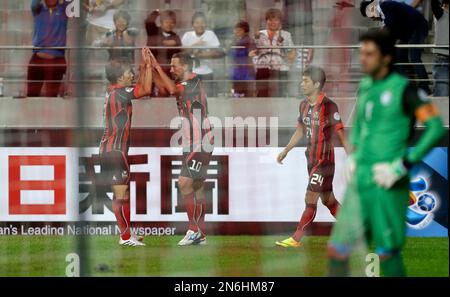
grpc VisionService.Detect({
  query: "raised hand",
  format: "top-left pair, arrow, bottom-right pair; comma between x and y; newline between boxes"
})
147,49 -> 160,69
141,47 -> 152,65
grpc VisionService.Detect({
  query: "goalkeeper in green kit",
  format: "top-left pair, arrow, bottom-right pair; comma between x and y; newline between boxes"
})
327,29 -> 445,277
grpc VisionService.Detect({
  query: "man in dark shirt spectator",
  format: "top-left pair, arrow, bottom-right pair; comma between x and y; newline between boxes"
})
360,0 -> 431,93
145,10 -> 181,74
27,0 -> 68,97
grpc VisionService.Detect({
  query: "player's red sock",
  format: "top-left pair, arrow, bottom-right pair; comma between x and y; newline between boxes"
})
194,194 -> 206,236
184,192 -> 198,232
327,200 -> 341,218
326,200 -> 340,217
292,204 -> 317,242
112,198 -> 131,240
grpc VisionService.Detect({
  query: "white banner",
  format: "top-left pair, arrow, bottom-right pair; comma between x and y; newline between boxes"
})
0,147 -> 348,222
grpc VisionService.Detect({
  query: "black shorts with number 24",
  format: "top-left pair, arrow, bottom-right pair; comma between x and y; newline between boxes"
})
307,160 -> 335,193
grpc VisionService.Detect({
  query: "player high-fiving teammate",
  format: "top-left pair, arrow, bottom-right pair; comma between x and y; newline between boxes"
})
150,51 -> 214,246
99,48 -> 153,246
275,66 -> 350,248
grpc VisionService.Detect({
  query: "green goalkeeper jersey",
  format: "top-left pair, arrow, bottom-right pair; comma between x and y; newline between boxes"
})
351,72 -> 429,164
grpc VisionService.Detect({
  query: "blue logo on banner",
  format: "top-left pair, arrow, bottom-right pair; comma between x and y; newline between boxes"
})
406,148 -> 448,237
407,178 -> 438,229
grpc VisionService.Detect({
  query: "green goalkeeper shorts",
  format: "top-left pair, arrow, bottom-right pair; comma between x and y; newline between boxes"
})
329,163 -> 410,254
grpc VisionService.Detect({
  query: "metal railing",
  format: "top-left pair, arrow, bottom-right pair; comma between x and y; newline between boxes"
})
0,44 -> 448,96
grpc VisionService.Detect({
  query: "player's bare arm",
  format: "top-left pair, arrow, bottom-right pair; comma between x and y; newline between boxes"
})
337,128 -> 355,182
134,48 -> 153,98
150,68 -> 170,96
335,128 -> 351,155
148,51 -> 180,96
277,124 -> 304,164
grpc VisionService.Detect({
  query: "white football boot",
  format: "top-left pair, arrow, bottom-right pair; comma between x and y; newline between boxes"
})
178,230 -> 202,246
193,237 -> 207,246
119,236 -> 146,246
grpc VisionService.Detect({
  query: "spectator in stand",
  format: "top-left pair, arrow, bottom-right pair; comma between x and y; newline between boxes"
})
431,0 -> 449,96
360,0 -> 431,94
27,0 -> 69,97
390,0 -> 425,12
181,12 -> 223,96
93,10 -> 139,63
84,0 -> 126,45
229,20 -> 256,97
145,9 -> 181,96
252,8 -> 296,97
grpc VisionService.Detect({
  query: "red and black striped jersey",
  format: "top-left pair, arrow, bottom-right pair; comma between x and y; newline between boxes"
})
99,84 -> 140,155
175,74 -> 214,152
297,92 -> 344,164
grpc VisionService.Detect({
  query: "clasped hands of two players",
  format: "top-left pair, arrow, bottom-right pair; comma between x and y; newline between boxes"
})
345,155 -> 408,189
141,47 -> 154,68
141,47 -> 164,74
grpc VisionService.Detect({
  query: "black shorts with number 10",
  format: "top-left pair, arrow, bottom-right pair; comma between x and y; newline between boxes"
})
307,160 -> 335,193
180,151 -> 213,181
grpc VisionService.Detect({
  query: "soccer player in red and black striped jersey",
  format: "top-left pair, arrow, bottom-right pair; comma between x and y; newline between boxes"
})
150,51 -> 214,246
275,66 -> 350,248
100,48 -> 153,246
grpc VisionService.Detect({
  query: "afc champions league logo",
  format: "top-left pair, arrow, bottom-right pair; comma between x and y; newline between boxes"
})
406,177 -> 439,229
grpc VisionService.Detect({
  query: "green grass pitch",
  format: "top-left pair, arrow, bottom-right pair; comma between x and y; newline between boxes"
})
0,235 -> 447,277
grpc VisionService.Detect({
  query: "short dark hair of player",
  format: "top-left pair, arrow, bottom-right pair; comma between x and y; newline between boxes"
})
265,8 -> 283,21
443,0 -> 449,5
172,52 -> 194,72
303,66 -> 326,90
359,29 -> 396,66
105,58 -> 132,84
235,20 -> 250,33
160,10 -> 177,23
191,11 -> 207,25
113,10 -> 131,24
360,0 -> 375,17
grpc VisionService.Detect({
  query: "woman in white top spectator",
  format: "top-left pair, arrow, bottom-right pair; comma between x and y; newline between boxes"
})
251,8 -> 296,97
181,12 -> 223,96
84,0 -> 125,45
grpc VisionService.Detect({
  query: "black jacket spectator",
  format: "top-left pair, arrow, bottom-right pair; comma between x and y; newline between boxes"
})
145,10 -> 181,74
380,1 -> 428,41
361,0 -> 431,93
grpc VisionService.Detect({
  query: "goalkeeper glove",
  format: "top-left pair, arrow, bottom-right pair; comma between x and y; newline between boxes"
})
372,158 -> 410,189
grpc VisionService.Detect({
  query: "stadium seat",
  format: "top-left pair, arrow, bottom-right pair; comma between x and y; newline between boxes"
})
0,30 -> 31,46
133,0 -> 167,11
1,0 -> 31,11
168,0 -> 195,10
6,10 -> 33,32
0,10 -> 7,31
171,9 -> 196,31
